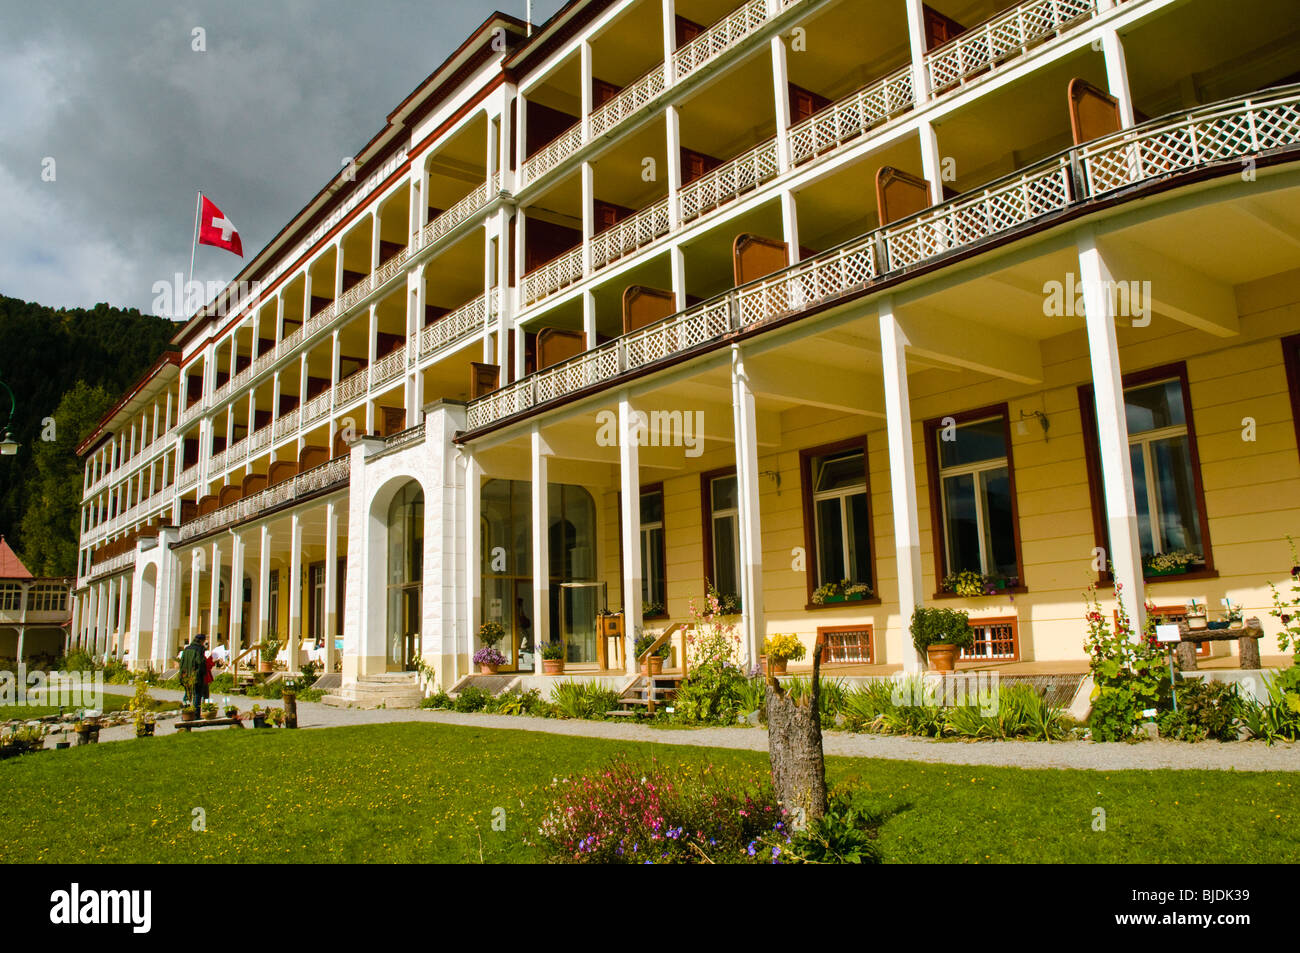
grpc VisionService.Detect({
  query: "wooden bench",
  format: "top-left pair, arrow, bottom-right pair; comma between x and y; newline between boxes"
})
1174,618 -> 1264,671
175,717 -> 244,731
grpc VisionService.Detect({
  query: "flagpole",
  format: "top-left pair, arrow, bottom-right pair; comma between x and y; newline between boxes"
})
188,190 -> 202,317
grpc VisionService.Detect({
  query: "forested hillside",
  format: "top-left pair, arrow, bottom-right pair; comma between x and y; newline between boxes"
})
0,295 -> 177,576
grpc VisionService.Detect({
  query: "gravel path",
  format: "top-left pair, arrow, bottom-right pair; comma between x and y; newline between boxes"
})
91,684 -> 1300,772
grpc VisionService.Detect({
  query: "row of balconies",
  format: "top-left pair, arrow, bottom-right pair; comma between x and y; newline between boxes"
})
466,84 -> 1300,430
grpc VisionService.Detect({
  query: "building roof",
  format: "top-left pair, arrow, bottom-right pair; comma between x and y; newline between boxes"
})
0,537 -> 33,580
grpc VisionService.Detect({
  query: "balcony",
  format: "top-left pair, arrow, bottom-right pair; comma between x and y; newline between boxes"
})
176,456 -> 350,542
466,85 -> 1300,432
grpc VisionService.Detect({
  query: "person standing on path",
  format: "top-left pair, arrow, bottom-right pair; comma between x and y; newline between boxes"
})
180,633 -> 210,710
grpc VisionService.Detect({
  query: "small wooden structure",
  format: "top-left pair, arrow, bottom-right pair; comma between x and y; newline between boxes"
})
596,612 -> 624,671
1174,618 -> 1264,671
176,717 -> 244,731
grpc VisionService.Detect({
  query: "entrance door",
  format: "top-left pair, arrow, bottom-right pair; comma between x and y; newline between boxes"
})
513,580 -> 534,672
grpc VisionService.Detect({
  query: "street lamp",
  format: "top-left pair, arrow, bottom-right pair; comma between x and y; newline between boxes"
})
0,375 -> 15,456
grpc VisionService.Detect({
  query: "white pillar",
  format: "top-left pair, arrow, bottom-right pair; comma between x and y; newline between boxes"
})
665,105 -> 683,230
258,525 -> 272,645
289,511 -> 303,672
209,540 -> 222,644
879,298 -> 925,672
530,426 -> 550,676
104,577 -> 118,658
115,575 -> 129,659
229,531 -> 245,663
730,345 -> 765,667
1100,30 -> 1136,129
770,35 -> 792,172
187,554 -> 201,640
919,120 -> 944,206
670,245 -> 687,311
324,501 -> 339,673
580,161 -> 595,276
618,394 -> 642,675
464,452 -> 481,685
904,0 -> 931,105
582,290 -> 597,349
1077,228 -> 1145,631
779,190 -> 800,266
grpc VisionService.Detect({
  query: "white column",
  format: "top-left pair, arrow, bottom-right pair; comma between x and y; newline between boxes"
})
258,526 -> 272,645
618,394 -> 642,674
188,551 -> 201,639
580,40 -> 593,141
779,190 -> 800,266
209,540 -> 222,644
904,0 -> 931,105
530,426 -> 550,676
730,345 -> 765,666
515,93 -> 528,181
464,452 -> 481,685
665,105 -> 682,230
87,585 -> 100,653
324,501 -> 339,673
879,298 -> 925,672
582,291 -> 597,349
288,511 -> 303,672
104,576 -> 118,658
770,35 -> 792,172
919,120 -> 944,205
1077,228 -> 1145,631
229,531 -> 245,663
96,581 -> 110,658
670,245 -> 687,311
662,0 -> 676,88
70,593 -> 82,652
580,162 -> 595,276
115,575 -> 129,659
1100,30 -> 1136,129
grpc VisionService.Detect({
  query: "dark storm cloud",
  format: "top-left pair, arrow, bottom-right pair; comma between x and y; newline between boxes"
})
0,0 -> 565,312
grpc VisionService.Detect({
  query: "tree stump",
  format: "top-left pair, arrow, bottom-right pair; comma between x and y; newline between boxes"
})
765,651 -> 827,824
283,690 -> 298,729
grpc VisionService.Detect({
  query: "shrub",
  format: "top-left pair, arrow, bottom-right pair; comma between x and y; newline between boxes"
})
1269,539 -> 1300,656
102,659 -> 131,684
453,685 -> 492,712
1240,667 -> 1300,743
1084,585 -> 1169,742
763,634 -> 806,663
488,688 -> 553,717
634,634 -> 669,660
1158,679 -> 1244,742
421,691 -> 453,710
536,758 -> 790,864
910,606 -> 975,653
260,640 -> 281,664
551,681 -> 618,720
774,787 -> 883,865
784,676 -> 846,728
60,648 -> 99,673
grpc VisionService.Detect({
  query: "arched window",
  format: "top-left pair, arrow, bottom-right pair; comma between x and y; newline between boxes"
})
386,482 -> 423,670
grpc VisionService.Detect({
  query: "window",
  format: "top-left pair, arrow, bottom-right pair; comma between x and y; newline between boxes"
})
640,487 -> 666,614
800,439 -> 875,604
817,625 -> 873,664
28,585 -> 66,613
1284,334 -> 1300,463
701,469 -> 740,607
268,569 -> 279,638
0,584 -> 21,612
1079,364 -> 1213,579
924,407 -> 1023,591
959,616 -> 1019,661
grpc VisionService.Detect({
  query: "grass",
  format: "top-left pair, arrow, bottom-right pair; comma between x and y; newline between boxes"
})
0,721 -> 1295,863
1,694 -> 179,721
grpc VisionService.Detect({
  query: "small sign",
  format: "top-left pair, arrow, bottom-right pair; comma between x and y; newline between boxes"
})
1142,708 -> 1158,719
1155,623 -> 1182,643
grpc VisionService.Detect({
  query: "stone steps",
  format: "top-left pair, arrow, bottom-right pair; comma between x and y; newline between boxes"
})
320,672 -> 423,710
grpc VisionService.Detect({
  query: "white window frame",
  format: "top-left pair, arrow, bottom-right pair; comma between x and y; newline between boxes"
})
811,450 -> 869,587
937,416 -> 1010,577
1125,378 -> 1197,558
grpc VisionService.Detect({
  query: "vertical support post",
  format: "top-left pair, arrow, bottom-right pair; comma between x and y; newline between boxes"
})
289,511 -> 303,673
618,393 -> 642,675
324,502 -> 339,676
464,452 -> 482,685
779,191 -> 800,266
530,426 -> 550,676
730,345 -> 765,667
665,105 -> 682,230
229,530 -> 245,667
670,245 -> 687,311
580,162 -> 595,276
209,539 -> 222,646
1100,30 -> 1137,129
879,298 -> 925,672
258,525 -> 272,647
1077,228 -> 1145,632
583,290 -> 597,349
919,121 -> 945,205
904,0 -> 931,106
770,35 -> 792,172
188,552 -> 201,640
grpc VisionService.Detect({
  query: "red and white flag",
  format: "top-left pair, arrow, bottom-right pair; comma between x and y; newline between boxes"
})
196,195 -> 243,257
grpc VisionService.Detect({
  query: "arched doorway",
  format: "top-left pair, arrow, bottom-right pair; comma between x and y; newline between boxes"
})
137,563 -> 158,666
386,481 -> 424,671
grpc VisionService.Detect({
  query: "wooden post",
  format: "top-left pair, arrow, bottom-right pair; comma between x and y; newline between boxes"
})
765,649 -> 827,823
283,690 -> 298,729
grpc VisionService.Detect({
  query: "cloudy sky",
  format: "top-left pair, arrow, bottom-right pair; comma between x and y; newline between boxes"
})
0,1 -> 565,314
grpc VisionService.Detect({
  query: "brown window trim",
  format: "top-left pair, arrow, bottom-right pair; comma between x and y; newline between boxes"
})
699,466 -> 736,596
1077,360 -> 1216,586
798,435 -> 880,610
1283,333 -> 1300,464
817,624 -> 874,665
922,403 -> 1027,599
958,615 -> 1021,662
615,482 -> 669,619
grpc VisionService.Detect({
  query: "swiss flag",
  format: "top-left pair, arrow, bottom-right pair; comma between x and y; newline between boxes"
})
197,195 -> 243,257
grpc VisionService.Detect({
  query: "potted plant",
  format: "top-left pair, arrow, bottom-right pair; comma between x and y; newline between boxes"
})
541,641 -> 565,675
635,633 -> 669,675
72,719 -> 100,745
479,620 -> 506,648
911,606 -> 975,672
259,639 -> 281,673
474,645 -> 507,674
812,581 -> 841,605
224,704 -> 239,719
250,704 -> 267,729
642,601 -> 665,619
134,712 -> 156,738
201,701 -> 218,720
180,706 -> 198,722
763,633 -> 807,675
1185,599 -> 1209,631
268,707 -> 285,727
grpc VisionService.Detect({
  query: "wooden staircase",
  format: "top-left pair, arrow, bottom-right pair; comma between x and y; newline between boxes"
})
610,673 -> 683,716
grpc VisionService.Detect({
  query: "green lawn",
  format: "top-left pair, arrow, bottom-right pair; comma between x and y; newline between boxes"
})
0,722 -> 1294,863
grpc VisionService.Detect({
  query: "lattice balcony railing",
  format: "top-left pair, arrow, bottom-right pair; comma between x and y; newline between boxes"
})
272,407 -> 300,440
302,390 -> 332,426
419,180 -> 492,250
522,245 -> 585,306
589,68 -> 667,139
672,0 -> 771,81
382,422 -> 426,454
925,0 -> 1097,92
679,139 -> 780,224
371,348 -> 407,386
465,88 -> 1300,434
788,66 -> 914,166
590,199 -> 672,272
248,424 -> 272,454
420,294 -> 489,358
334,367 -> 368,407
521,124 -> 584,187
177,456 -> 350,541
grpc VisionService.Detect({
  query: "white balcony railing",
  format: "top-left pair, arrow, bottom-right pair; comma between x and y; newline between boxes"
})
177,456 -> 350,542
589,69 -> 667,139
248,424 -> 272,454
679,138 -> 780,224
522,245 -> 585,306
467,87 -> 1300,433
272,407 -> 300,440
521,124 -> 584,186
420,294 -> 490,359
418,179 -> 495,251
788,65 -> 914,166
925,0 -> 1097,92
590,199 -> 672,271
335,368 -> 368,407
371,348 -> 406,386
302,390 -> 332,426
672,0 -> 771,80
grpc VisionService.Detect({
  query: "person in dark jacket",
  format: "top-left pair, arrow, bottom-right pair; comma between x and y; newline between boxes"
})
179,633 -> 209,710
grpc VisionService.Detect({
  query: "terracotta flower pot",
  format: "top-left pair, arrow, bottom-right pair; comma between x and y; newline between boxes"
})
767,657 -> 788,676
258,660 -> 273,673
180,708 -> 198,722
542,659 -> 565,675
639,656 -> 664,676
479,663 -> 499,675
926,643 -> 959,672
